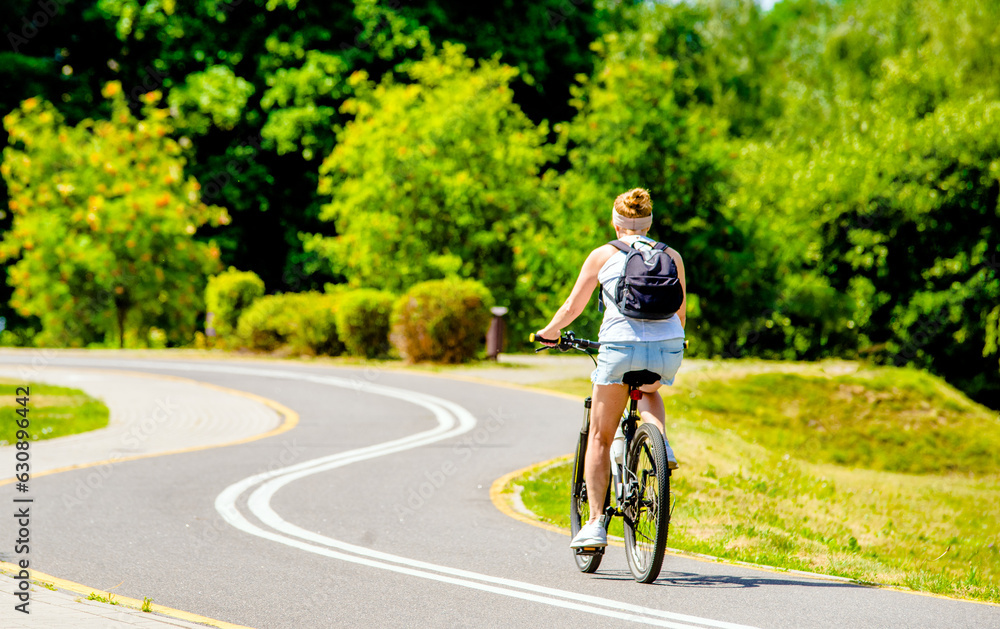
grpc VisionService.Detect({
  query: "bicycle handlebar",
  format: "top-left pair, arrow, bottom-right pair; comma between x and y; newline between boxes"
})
529,331 -> 601,353
530,332 -> 689,353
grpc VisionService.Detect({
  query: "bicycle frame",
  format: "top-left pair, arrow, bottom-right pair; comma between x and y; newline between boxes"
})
609,387 -> 658,529
575,385 -> 661,555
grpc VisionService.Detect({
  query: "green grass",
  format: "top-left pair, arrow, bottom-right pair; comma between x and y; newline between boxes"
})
514,362 -> 1000,603
0,380 -> 110,446
86,592 -> 119,606
674,369 -> 1000,475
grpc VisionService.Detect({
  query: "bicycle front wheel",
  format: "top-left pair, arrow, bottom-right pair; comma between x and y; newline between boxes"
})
623,422 -> 670,583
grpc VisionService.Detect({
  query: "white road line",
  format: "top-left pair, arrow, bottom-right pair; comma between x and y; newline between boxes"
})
10,358 -> 760,629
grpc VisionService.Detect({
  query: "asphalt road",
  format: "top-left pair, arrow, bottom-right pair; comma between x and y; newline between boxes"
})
1,355 -> 997,629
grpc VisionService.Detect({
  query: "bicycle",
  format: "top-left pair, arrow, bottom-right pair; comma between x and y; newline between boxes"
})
531,331 -> 682,583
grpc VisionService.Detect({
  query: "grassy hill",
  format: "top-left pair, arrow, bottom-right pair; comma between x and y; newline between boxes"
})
512,361 -> 1000,603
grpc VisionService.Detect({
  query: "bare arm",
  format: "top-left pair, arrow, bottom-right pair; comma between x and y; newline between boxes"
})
666,247 -> 687,328
536,245 -> 616,342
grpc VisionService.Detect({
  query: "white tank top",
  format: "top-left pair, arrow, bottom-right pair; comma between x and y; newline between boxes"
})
597,235 -> 685,343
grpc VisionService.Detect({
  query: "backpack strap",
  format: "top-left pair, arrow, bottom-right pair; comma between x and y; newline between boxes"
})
607,239 -> 631,253
611,239 -> 669,252
599,241 -> 631,312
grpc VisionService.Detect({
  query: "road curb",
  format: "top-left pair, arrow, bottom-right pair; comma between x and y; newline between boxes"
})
0,562 -> 255,628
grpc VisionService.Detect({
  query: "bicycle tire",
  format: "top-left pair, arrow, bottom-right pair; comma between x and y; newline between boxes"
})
623,422 -> 670,583
570,429 -> 607,573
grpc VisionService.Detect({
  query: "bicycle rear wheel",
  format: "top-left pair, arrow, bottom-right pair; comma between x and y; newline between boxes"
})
570,411 -> 607,573
623,422 -> 670,583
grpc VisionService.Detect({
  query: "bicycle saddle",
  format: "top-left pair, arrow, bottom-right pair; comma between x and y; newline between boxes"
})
622,370 -> 660,387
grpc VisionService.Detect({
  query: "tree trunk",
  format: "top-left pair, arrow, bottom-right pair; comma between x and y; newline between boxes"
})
116,303 -> 127,349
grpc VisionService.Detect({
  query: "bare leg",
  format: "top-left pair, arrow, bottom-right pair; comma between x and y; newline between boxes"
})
637,382 -> 677,467
637,383 -> 665,434
584,383 -> 629,524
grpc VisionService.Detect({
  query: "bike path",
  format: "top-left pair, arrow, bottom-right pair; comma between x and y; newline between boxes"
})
0,352 -> 996,629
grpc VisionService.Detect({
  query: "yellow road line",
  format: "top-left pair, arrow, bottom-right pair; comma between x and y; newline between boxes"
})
0,366 -> 300,628
0,562 -> 254,628
0,368 -> 298,487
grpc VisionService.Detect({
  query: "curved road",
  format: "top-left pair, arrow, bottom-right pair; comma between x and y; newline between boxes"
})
1,355 -> 996,629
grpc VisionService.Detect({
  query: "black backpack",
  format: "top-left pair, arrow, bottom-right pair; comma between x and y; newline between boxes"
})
599,240 -> 684,320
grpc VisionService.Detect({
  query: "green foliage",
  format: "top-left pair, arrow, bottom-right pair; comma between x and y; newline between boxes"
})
529,29 -> 777,352
236,292 -> 343,355
701,0 -> 1000,406
397,0 -> 603,122
167,65 -> 256,134
308,43 -> 557,339
731,95 -> 1000,403
390,278 -> 493,363
335,289 -> 395,358
0,0 -> 997,410
0,86 -> 226,348
205,267 -> 265,337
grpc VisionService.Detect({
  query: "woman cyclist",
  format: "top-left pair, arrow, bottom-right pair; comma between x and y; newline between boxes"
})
536,187 -> 686,549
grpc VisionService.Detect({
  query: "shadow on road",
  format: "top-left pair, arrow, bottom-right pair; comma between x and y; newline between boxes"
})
591,569 -> 866,590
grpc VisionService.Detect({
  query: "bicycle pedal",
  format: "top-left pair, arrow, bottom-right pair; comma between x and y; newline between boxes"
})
574,547 -> 604,556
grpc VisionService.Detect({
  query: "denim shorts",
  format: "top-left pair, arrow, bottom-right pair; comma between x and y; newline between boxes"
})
591,338 -> 685,386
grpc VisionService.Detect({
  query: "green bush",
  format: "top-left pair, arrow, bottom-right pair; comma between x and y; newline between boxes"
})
236,292 -> 343,355
206,268 -> 265,338
335,289 -> 395,358
390,279 -> 493,363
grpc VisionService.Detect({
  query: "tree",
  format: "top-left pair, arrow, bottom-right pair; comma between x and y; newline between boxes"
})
724,0 -> 1000,406
306,43 -> 560,339
77,0 -> 600,297
528,30 -> 781,354
0,84 -> 226,347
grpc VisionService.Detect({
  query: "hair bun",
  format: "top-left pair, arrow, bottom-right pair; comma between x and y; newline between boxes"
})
625,188 -> 650,211
613,187 -> 653,220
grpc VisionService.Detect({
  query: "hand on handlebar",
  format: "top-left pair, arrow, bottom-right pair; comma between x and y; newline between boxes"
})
533,329 -> 561,347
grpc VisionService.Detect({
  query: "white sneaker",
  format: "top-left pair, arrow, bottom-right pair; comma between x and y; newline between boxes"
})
570,521 -> 607,548
664,437 -> 679,470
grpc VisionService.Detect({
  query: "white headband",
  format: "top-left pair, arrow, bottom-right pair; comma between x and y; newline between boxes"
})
612,208 -> 652,231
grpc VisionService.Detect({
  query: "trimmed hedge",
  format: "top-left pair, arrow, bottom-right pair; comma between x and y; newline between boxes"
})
335,289 -> 395,358
390,279 -> 493,363
205,268 -> 265,338
236,292 -> 343,355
